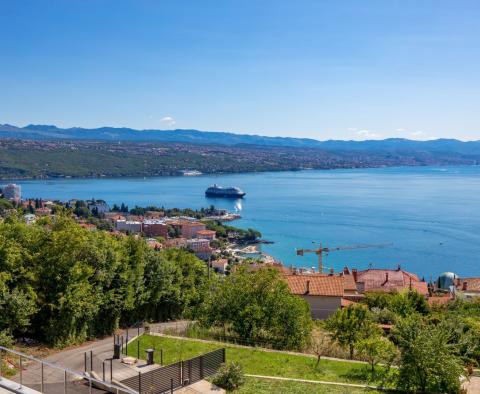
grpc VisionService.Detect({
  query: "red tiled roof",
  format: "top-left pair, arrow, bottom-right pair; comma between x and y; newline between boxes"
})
410,281 -> 429,295
197,230 -> 216,235
180,222 -> 205,228
79,223 -> 96,230
285,275 -> 344,297
341,298 -> 355,307
356,268 -> 428,295
342,273 -> 357,292
428,295 -> 453,306
457,278 -> 480,293
211,259 -> 228,268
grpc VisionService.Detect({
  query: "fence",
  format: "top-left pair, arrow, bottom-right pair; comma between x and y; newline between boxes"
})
0,346 -> 137,394
119,348 -> 225,394
149,321 -> 293,351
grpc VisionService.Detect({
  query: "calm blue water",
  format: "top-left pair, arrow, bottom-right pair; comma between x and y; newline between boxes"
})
14,166 -> 480,278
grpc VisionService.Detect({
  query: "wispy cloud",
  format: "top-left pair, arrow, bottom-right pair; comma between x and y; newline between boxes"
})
160,116 -> 176,127
354,129 -> 382,139
409,130 -> 437,140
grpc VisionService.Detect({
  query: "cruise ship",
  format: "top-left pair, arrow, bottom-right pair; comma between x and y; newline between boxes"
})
205,184 -> 246,198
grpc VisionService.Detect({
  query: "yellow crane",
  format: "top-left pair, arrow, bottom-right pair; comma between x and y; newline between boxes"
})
296,242 -> 391,273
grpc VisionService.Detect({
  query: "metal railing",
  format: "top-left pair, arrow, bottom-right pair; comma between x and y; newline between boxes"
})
119,348 -> 225,394
0,346 -> 138,394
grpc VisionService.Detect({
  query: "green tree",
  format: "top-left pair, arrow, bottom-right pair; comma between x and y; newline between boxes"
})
0,198 -> 13,214
201,267 -> 312,350
142,249 -> 209,321
357,335 -> 397,373
0,287 -> 37,334
393,315 -> 464,393
364,290 -> 429,318
324,304 -> 380,359
364,291 -> 392,310
0,213 -> 214,346
389,290 -> 429,317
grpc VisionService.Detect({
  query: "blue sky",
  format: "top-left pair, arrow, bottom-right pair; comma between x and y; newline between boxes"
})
1,0 -> 479,140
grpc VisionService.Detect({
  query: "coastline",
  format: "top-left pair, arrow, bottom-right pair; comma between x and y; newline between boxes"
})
2,163 -> 477,182
7,165 -> 480,277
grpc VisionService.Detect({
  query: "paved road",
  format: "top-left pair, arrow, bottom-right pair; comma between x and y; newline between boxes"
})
9,321 -> 189,394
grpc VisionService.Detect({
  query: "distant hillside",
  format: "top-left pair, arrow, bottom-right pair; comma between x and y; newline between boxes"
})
0,138 -> 479,180
1,123 -> 480,155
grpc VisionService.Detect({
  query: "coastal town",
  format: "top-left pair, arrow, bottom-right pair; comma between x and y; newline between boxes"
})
2,2 -> 480,393
2,188 -> 480,394
1,183 -> 478,323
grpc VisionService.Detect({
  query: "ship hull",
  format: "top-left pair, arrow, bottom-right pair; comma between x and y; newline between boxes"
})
205,191 -> 245,198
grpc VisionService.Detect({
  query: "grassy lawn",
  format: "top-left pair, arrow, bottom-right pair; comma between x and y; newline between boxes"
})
127,334 -> 396,387
236,377 -> 387,394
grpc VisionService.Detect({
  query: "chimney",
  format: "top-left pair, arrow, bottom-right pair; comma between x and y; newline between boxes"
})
343,266 -> 350,275
306,280 -> 310,294
329,268 -> 334,276
383,272 -> 389,285
463,281 -> 468,291
352,268 -> 358,282
397,264 -> 401,271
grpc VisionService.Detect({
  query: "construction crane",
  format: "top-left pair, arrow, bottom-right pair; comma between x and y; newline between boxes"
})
296,242 -> 391,273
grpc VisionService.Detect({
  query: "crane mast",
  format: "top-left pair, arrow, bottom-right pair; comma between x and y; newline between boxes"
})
296,242 -> 391,273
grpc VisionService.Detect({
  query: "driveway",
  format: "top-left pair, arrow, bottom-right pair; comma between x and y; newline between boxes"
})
9,321 -> 189,394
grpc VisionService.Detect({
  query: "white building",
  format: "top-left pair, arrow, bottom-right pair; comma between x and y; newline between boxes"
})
23,213 -> 36,225
2,184 -> 21,202
211,258 -> 229,274
186,238 -> 211,252
87,200 -> 110,214
115,220 -> 142,233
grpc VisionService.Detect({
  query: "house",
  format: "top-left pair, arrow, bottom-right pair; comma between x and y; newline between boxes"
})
87,200 -> 110,214
126,214 -> 144,222
186,238 -> 211,252
211,258 -> 229,274
146,238 -> 163,250
284,274 -> 346,319
115,220 -> 142,233
196,229 -> 216,240
185,238 -> 212,260
104,212 -> 126,222
179,221 -> 207,239
455,278 -> 480,299
35,207 -> 52,216
340,267 -> 364,302
354,266 -> 428,296
145,211 -> 165,219
164,237 -> 187,248
142,219 -> 168,238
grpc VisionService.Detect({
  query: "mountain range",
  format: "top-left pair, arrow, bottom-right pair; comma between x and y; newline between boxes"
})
1,123 -> 480,155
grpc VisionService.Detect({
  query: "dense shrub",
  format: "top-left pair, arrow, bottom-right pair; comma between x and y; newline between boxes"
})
212,362 -> 245,391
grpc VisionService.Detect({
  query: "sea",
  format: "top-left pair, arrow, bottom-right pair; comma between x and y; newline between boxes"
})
13,166 -> 480,279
